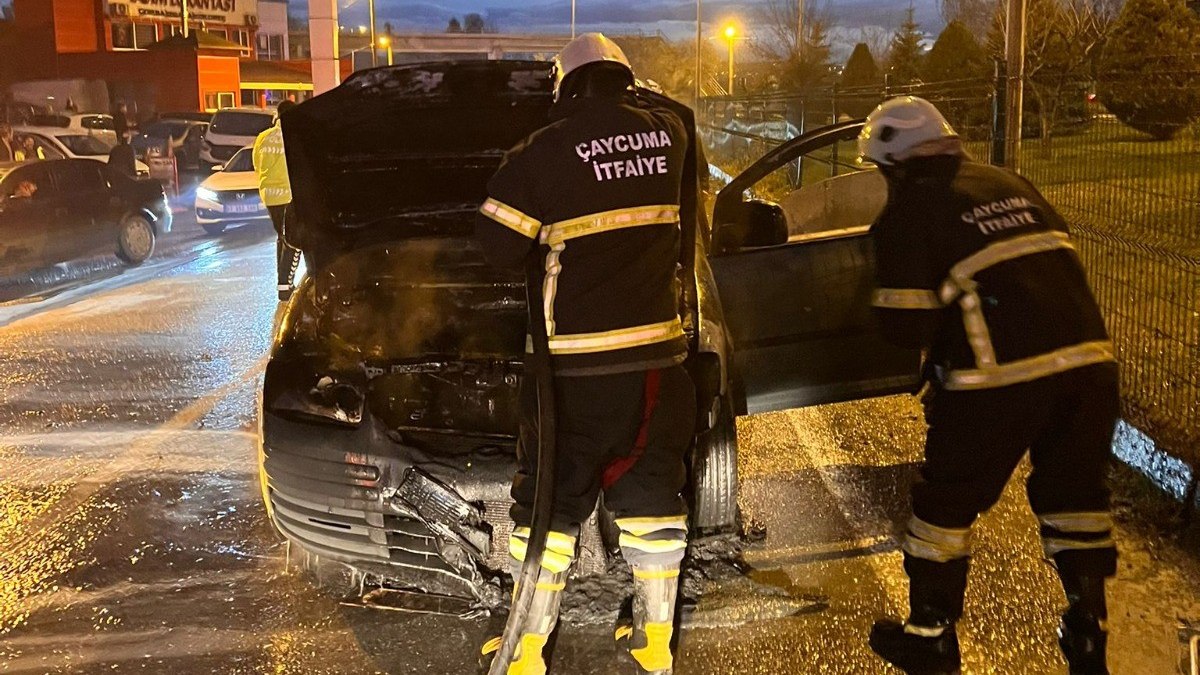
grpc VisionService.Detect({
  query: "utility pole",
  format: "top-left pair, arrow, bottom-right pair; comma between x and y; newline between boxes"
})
1004,0 -> 1026,171
180,0 -> 189,38
725,25 -> 736,96
368,0 -> 378,67
571,0 -> 577,38
695,0 -> 702,106
797,0 -> 804,59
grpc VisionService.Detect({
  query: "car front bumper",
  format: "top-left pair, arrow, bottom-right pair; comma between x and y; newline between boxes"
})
260,408 -> 607,600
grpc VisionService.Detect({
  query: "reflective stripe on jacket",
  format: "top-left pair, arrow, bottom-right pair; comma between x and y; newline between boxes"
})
253,123 -> 292,207
475,92 -> 690,376
870,157 -> 1113,391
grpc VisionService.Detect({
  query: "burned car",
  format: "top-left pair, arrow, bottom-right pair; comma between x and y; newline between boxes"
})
258,61 -> 919,601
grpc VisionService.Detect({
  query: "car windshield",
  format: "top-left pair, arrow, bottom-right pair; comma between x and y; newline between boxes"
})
223,148 -> 255,173
209,112 -> 272,137
58,134 -> 116,156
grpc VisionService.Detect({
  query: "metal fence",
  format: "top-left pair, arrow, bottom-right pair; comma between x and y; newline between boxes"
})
700,74 -> 1200,471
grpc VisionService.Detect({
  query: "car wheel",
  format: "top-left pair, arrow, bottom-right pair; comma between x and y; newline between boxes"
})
201,222 -> 227,236
116,213 -> 156,266
691,401 -> 739,534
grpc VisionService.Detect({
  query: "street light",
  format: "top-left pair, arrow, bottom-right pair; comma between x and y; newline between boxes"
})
377,35 -> 393,66
723,23 -> 737,96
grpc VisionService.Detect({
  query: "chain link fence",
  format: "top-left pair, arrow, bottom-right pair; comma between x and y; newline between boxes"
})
700,74 -> 1200,473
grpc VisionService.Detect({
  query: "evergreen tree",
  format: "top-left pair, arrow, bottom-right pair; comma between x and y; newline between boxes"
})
1097,0 -> 1200,139
842,43 -> 882,89
923,20 -> 985,83
463,13 -> 486,33
887,6 -> 925,87
446,17 -> 463,33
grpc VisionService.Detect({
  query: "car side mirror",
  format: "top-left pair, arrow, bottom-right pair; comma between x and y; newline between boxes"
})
712,199 -> 789,253
211,164 -> 224,172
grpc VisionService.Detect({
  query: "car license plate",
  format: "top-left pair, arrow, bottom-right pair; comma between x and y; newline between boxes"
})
227,202 -> 261,214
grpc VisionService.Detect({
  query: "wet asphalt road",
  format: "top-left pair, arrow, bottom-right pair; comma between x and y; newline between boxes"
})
1,224 -> 1199,674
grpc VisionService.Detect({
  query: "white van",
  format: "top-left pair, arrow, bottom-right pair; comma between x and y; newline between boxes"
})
199,107 -> 274,170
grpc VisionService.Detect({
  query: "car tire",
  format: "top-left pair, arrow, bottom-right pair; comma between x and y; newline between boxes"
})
201,222 -> 227,236
691,401 -> 739,534
115,213 -> 156,266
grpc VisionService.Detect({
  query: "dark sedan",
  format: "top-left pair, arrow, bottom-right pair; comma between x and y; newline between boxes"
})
259,61 -> 919,601
0,159 -> 172,277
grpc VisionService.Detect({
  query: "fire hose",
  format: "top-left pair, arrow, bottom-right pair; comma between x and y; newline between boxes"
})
487,252 -> 559,675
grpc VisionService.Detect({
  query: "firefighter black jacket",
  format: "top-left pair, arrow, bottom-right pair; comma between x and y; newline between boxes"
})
870,156 -> 1113,391
475,91 -> 690,376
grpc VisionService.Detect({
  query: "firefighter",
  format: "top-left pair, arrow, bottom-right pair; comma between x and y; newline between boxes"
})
475,33 -> 697,675
253,99 -> 302,301
861,96 -> 1119,674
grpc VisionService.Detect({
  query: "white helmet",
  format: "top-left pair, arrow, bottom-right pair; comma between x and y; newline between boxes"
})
858,96 -> 959,166
553,33 -> 633,101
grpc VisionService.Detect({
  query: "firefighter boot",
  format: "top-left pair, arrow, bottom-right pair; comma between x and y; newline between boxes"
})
1057,575 -> 1110,675
615,564 -> 681,674
479,568 -> 568,675
869,615 -> 961,675
481,529 -> 576,675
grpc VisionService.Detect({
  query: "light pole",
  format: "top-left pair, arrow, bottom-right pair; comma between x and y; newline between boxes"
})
695,0 -> 702,106
724,24 -> 737,96
571,0 -> 577,38
368,0 -> 378,67
377,35 -> 393,66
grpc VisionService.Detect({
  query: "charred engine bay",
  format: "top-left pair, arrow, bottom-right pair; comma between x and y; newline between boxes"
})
275,238 -> 527,438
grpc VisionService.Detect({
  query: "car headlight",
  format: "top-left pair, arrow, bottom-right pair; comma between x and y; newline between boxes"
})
195,187 -> 218,202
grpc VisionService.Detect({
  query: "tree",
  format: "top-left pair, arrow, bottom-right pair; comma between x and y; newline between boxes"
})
1097,0 -> 1200,139
938,0 -> 997,35
923,22 -> 991,137
887,6 -> 925,87
463,13 -> 486,33
923,21 -> 985,83
990,0 -> 1120,141
842,43 -> 882,89
754,0 -> 835,90
841,43 -> 883,116
446,17 -> 462,33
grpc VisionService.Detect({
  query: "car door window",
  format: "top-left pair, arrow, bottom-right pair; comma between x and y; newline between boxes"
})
707,122 -> 921,414
27,134 -> 66,161
52,161 -> 107,194
1,163 -> 54,201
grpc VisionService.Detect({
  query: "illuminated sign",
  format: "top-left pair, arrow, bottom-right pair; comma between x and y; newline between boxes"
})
106,0 -> 259,25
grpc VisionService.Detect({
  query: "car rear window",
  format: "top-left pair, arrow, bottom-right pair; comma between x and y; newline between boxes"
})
209,112 -> 272,137
144,121 -> 189,138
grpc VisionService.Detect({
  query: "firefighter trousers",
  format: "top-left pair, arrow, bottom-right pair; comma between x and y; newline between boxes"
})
268,204 -> 302,288
510,365 -> 696,543
903,362 -> 1120,624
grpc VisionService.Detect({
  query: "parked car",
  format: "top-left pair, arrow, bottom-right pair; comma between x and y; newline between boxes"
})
194,147 -> 268,235
0,158 -> 172,276
12,125 -> 150,177
134,119 -> 208,171
160,111 -> 213,124
200,107 -> 274,171
29,112 -> 116,133
258,61 -> 919,601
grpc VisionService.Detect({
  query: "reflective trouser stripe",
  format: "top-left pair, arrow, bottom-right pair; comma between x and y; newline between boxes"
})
546,318 -> 684,355
542,205 -> 680,245
617,516 -> 688,568
1039,511 -> 1116,558
871,288 -> 945,310
510,528 -> 577,574
943,341 -> 1115,391
903,516 -> 972,563
480,198 -> 542,239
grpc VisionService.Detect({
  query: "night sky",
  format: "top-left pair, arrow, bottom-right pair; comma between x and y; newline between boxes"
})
307,0 -> 943,57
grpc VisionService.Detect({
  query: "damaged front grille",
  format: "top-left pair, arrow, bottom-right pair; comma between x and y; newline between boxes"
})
391,467 -> 491,577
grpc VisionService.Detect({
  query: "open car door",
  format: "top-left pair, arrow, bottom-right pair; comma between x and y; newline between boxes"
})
708,120 -> 921,415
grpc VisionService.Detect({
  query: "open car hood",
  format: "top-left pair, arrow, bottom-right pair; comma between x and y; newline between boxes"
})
282,61 -> 554,249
